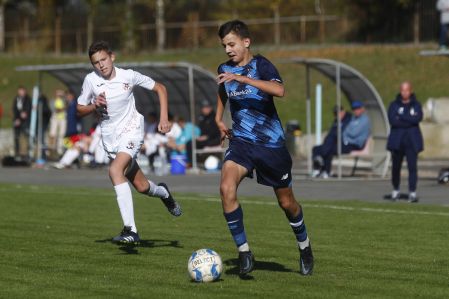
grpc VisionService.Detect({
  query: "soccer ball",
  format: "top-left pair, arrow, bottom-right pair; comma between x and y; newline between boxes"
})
187,248 -> 222,282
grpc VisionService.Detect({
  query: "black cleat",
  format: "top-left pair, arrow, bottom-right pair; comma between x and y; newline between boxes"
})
158,183 -> 182,217
238,251 -> 255,276
408,193 -> 419,203
299,244 -> 314,275
112,226 -> 140,245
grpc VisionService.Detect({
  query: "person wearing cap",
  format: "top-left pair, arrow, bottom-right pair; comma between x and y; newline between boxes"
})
312,100 -> 371,178
386,81 -> 423,203
311,105 -> 352,178
342,100 -> 371,152
186,100 -> 221,164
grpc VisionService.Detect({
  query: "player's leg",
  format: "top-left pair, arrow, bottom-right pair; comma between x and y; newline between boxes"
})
126,160 -> 182,216
391,150 -> 404,200
109,152 -> 140,244
311,145 -> 324,177
274,187 -> 314,275
220,160 -> 254,276
405,148 -> 418,203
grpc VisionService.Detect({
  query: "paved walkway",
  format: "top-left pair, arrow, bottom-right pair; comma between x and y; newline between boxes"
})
0,165 -> 447,206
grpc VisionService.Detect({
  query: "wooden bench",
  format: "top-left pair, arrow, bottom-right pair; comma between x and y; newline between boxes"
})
341,136 -> 374,176
195,145 -> 227,165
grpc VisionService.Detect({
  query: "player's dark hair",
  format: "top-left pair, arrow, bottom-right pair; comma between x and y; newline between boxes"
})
218,20 -> 251,39
88,40 -> 113,58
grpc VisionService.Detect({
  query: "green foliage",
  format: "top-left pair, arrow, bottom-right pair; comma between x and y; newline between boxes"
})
0,183 -> 448,298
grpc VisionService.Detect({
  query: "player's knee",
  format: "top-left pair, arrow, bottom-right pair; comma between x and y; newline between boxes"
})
220,181 -> 236,198
277,192 -> 297,212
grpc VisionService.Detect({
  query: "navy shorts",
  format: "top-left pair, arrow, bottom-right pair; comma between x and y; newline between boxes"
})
224,138 -> 293,188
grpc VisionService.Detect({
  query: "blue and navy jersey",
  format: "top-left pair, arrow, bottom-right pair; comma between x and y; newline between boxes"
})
218,55 -> 285,147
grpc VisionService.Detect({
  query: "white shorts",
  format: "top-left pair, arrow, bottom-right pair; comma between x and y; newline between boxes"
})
101,112 -> 145,160
102,133 -> 143,160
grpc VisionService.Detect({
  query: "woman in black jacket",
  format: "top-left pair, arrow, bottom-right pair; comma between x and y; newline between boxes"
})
386,81 -> 423,203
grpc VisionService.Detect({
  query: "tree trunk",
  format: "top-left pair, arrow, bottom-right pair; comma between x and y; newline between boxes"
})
0,3 -> 4,52
156,0 -> 165,53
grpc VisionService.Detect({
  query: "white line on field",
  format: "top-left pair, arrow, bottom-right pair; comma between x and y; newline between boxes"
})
176,196 -> 449,217
2,186 -> 449,217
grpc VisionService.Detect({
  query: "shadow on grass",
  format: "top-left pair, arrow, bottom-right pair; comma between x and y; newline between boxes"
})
95,238 -> 183,254
223,258 -> 295,279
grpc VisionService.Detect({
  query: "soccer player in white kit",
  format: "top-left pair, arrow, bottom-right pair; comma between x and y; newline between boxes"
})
77,41 -> 182,244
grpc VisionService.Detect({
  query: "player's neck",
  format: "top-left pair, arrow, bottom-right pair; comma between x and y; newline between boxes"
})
103,67 -> 117,81
237,52 -> 253,67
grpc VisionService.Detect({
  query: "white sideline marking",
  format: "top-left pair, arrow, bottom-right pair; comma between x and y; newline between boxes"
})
177,196 -> 449,217
2,186 -> 449,217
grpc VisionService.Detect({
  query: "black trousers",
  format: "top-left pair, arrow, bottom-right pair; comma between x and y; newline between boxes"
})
391,147 -> 418,192
313,138 -> 361,174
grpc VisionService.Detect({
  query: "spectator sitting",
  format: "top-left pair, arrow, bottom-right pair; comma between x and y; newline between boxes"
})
52,125 -> 107,169
312,105 -> 352,178
143,112 -> 167,172
312,101 -> 371,178
186,100 -> 221,163
166,117 -> 200,163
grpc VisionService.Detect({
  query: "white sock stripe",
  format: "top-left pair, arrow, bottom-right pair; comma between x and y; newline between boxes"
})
290,220 -> 304,227
227,219 -> 239,224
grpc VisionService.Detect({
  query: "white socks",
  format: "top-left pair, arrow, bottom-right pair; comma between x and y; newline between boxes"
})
114,182 -> 137,233
60,148 -> 80,166
238,243 -> 250,252
298,237 -> 310,250
147,181 -> 169,199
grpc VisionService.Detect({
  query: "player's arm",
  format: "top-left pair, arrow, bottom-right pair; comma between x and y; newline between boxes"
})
77,92 -> 107,118
215,84 -> 232,141
217,72 -> 284,98
152,82 -> 171,134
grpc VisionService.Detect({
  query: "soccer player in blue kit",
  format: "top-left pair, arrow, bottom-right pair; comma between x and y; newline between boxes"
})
215,20 -> 314,276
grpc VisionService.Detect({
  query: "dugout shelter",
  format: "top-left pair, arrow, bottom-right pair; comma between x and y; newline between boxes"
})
16,62 -> 221,171
285,57 -> 390,178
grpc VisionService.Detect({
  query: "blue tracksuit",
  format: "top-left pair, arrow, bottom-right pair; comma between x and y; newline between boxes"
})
386,94 -> 423,192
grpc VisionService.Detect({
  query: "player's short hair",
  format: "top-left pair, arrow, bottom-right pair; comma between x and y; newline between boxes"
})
218,20 -> 251,39
88,40 -> 113,58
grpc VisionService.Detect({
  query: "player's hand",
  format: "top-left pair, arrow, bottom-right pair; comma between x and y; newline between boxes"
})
216,72 -> 246,84
216,120 -> 232,144
94,92 -> 108,115
158,119 -> 172,134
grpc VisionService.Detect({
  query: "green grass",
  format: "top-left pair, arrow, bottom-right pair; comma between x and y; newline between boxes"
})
0,183 -> 448,298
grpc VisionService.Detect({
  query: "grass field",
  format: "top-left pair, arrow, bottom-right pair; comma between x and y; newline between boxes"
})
1,182 -> 448,298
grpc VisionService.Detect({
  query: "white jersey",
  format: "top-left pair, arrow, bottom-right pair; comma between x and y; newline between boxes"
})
78,67 -> 156,158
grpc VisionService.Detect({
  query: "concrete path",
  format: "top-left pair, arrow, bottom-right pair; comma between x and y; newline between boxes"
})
1,166 -> 447,206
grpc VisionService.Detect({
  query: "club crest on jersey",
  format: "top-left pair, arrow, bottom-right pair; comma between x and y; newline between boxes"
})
123,83 -> 131,91
126,141 -> 135,150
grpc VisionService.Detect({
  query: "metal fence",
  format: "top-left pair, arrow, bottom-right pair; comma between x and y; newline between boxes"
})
1,0 -> 441,54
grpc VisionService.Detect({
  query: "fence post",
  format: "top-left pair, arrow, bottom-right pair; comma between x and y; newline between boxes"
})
300,17 -> 306,43
414,2 -> 420,45
319,15 -> 325,43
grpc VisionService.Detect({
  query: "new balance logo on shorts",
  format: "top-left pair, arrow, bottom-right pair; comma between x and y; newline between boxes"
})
281,173 -> 289,180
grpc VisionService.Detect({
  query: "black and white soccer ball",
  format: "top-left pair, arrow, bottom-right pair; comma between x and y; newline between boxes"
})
187,248 -> 222,282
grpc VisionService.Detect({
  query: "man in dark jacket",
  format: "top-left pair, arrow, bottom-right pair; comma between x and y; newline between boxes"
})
311,105 -> 353,178
12,86 -> 32,158
186,100 -> 221,164
386,81 -> 423,203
